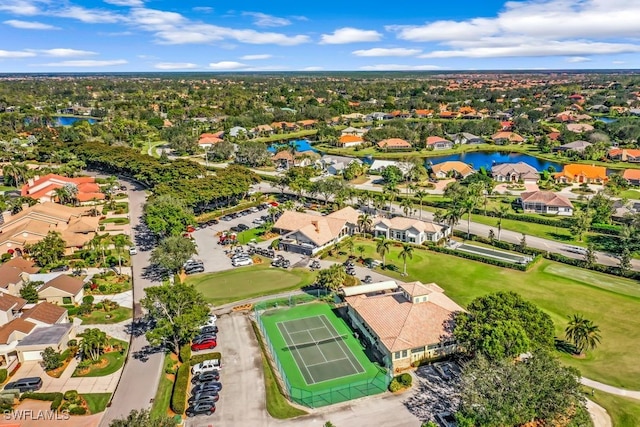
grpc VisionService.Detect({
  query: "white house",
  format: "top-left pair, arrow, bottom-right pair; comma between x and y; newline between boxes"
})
373,217 -> 450,244
519,191 -> 574,216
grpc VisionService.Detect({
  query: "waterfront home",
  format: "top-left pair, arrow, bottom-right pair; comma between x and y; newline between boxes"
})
554,164 -> 608,184
337,134 -> 364,148
377,138 -> 412,151
426,136 -> 454,150
491,162 -> 539,184
519,191 -> 574,216
623,169 -> 640,186
491,131 -> 525,144
553,140 -> 592,153
449,132 -> 484,145
430,161 -> 474,179
609,148 -> 640,163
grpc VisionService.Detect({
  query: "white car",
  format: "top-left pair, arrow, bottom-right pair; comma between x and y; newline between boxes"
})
191,359 -> 221,375
232,258 -> 253,267
129,247 -> 137,255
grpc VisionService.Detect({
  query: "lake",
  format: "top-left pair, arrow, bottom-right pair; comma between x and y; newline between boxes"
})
596,117 -> 618,124
426,151 -> 564,172
53,116 -> 97,126
267,139 -> 317,153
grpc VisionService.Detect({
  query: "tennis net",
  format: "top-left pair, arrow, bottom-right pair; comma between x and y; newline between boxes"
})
284,334 -> 349,351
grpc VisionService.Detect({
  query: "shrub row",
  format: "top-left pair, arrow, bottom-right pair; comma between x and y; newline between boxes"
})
545,252 -> 640,280
389,373 -> 413,392
189,352 -> 222,367
426,244 -> 530,271
20,392 -> 64,411
590,223 -> 622,236
452,231 -> 547,256
0,369 -> 7,383
170,363 -> 189,415
179,344 -> 191,364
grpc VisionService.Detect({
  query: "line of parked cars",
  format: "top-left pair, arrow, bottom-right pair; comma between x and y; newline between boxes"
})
220,203 -> 271,222
230,249 -> 254,267
344,260 -> 356,276
188,315 -> 222,418
247,246 -> 275,258
271,254 -> 290,268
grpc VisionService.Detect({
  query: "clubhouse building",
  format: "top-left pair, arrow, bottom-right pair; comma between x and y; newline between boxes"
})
342,281 -> 463,372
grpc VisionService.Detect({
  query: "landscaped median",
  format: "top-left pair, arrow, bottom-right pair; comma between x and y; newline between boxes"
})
167,351 -> 222,418
18,390 -> 112,415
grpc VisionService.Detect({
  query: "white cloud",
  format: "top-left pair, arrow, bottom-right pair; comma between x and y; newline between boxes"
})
360,64 -> 441,71
36,48 -> 98,57
57,6 -> 123,23
3,19 -> 58,30
566,56 -> 591,63
154,62 -> 198,69
389,0 -> 640,59
240,54 -> 272,60
0,49 -> 36,58
0,0 -> 43,16
192,6 -> 213,13
352,48 -> 421,57
36,59 -> 128,67
301,66 -> 323,71
104,0 -> 144,6
242,12 -> 290,27
320,27 -> 382,44
208,61 -> 247,70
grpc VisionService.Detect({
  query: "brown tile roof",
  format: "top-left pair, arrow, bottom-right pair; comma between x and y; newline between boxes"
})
623,169 -> 640,180
345,281 -> 463,352
491,131 -> 525,143
39,275 -> 84,296
22,302 -> 67,325
0,293 -> 27,312
425,136 -> 451,145
327,206 -> 361,225
520,191 -> 573,208
431,161 -> 474,176
377,138 -> 412,149
274,210 -> 347,246
0,318 -> 36,344
0,258 -> 38,289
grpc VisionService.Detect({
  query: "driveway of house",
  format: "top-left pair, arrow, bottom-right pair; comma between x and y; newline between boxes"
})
13,360 -> 121,394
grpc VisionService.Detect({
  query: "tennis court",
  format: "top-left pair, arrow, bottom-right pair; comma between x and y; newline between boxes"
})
277,314 -> 365,385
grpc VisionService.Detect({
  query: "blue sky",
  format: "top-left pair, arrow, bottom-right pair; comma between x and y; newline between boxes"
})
0,0 -> 638,72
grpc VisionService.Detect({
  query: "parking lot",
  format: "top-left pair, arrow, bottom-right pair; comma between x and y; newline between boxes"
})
403,361 -> 462,424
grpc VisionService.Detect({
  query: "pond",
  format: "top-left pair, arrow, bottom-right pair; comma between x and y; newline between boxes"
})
267,139 -> 317,153
426,151 -> 564,172
53,116 -> 97,126
596,117 -> 617,124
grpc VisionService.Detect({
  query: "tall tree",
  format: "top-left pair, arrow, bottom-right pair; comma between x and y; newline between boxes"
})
494,205 -> 510,242
584,243 -> 597,268
570,208 -> 593,242
144,196 -> 195,237
565,314 -> 602,355
398,243 -> 414,276
79,328 -> 109,362
357,213 -> 373,237
376,236 -> 391,265
24,231 -> 66,267
112,234 -> 132,274
151,235 -> 198,274
141,282 -> 210,355
414,189 -> 427,220
316,264 -> 346,291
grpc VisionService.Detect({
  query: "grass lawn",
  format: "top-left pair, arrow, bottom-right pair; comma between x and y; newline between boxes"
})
0,186 -> 17,192
251,321 -> 307,419
150,354 -> 174,420
588,390 -> 640,427
76,307 -> 132,324
99,217 -> 130,225
186,263 -> 317,306
619,189 -> 640,200
328,238 -> 640,389
82,393 -> 112,414
73,339 -> 128,377
237,226 -> 267,244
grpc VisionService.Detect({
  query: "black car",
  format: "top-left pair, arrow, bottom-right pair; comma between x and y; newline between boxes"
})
185,266 -> 205,275
193,333 -> 217,343
191,381 -> 223,395
50,265 -> 70,272
191,371 -> 220,384
200,325 -> 219,334
188,391 -> 220,404
237,223 -> 249,231
230,226 -> 241,232
185,402 -> 216,417
363,275 -> 373,284
211,219 -> 219,225
4,377 -> 42,393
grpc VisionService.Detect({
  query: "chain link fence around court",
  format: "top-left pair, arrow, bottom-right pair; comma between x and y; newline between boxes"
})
254,292 -> 392,408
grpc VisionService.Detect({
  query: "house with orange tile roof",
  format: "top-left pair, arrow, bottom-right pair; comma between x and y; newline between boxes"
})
491,131 -> 525,144
377,138 -> 412,151
622,169 -> 640,186
609,148 -> 640,163
555,164 -> 608,184
413,109 -> 433,118
21,174 -> 105,204
198,133 -> 224,148
430,161 -> 474,179
296,119 -> 318,129
337,134 -> 364,148
271,121 -> 299,132
426,136 -> 454,150
343,281 -> 463,371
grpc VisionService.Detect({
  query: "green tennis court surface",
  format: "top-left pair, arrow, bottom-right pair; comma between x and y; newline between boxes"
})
276,314 -> 365,385
258,302 -> 389,407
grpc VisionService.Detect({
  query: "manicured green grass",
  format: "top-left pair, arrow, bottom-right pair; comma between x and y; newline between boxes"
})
589,390 -> 640,427
73,339 -> 128,377
82,393 -> 111,414
76,307 -> 133,324
150,354 -> 174,420
237,226 -> 267,244
0,186 -> 17,192
328,238 -> 640,389
186,263 -> 317,306
99,217 -> 130,225
619,189 -> 640,200
251,321 -> 307,419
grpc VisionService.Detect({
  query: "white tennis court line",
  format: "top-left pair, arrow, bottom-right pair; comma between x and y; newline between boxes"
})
305,356 -> 350,368
318,315 -> 365,374
278,321 -> 317,385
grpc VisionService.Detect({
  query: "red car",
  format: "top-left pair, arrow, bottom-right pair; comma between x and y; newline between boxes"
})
269,201 -> 279,207
191,339 -> 217,352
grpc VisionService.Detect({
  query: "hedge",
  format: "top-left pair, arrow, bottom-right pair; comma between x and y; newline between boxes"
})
0,369 -> 7,384
179,344 -> 191,364
170,363 -> 189,415
453,231 -> 547,256
590,223 -> 622,235
426,244 -> 531,271
69,406 -> 86,415
189,352 -> 222,366
20,392 -> 64,411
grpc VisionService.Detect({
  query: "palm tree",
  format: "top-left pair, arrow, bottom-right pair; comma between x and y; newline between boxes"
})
356,245 -> 365,260
376,236 -> 391,266
79,329 -> 109,362
494,205 -> 510,242
345,238 -> 355,256
414,190 -> 427,220
90,234 -> 111,268
438,205 -> 464,241
565,314 -> 602,355
398,243 -> 414,276
282,200 -> 295,211
357,213 -> 373,237
2,162 -> 27,187
383,184 -> 399,212
53,186 -> 70,204
400,197 -> 413,217
112,234 -> 132,274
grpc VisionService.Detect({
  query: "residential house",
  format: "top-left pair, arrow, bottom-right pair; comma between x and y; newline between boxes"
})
344,281 -> 463,371
430,161 -> 474,179
0,294 -> 27,326
373,217 -> 450,244
555,164 -> 608,184
0,318 -> 37,370
251,124 -> 274,137
566,123 -> 595,133
369,160 -> 411,176
16,323 -> 75,363
340,126 -> 367,137
413,109 -> 433,118
0,202 -> 100,255
491,162 -> 540,184
553,140 -> 592,153
519,191 -> 574,216
438,111 -> 457,119
623,169 -> 640,186
337,135 -> 364,148
37,275 -> 84,305
491,131 -> 525,144
426,136 -> 454,150
271,122 -> 299,132
366,112 -> 390,122
227,126 -> 247,138
319,155 -> 362,176
273,207 -> 360,255
198,133 -> 223,149
341,113 -> 366,121
449,132 -> 484,145
0,258 -> 38,295
609,149 -> 640,163
296,120 -> 317,129
21,174 -> 105,204
377,138 -> 412,151
22,302 -> 69,327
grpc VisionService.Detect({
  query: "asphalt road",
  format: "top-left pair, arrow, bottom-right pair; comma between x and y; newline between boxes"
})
99,181 -> 165,426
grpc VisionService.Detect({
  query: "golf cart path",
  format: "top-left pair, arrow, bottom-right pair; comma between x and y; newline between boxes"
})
582,377 -> 640,400
586,399 -> 612,427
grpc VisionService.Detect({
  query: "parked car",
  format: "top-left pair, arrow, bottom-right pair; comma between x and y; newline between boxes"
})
129,247 -> 138,255
188,391 -> 219,404
185,265 -> 205,275
185,401 -> 216,417
191,371 -> 220,384
200,325 -> 218,334
363,275 -> 373,284
237,223 -> 249,231
4,377 -> 43,393
200,316 -> 217,329
193,333 -> 217,343
191,338 -> 217,352
232,258 -> 253,267
50,265 -> 70,272
191,359 -> 221,375
191,381 -> 223,395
